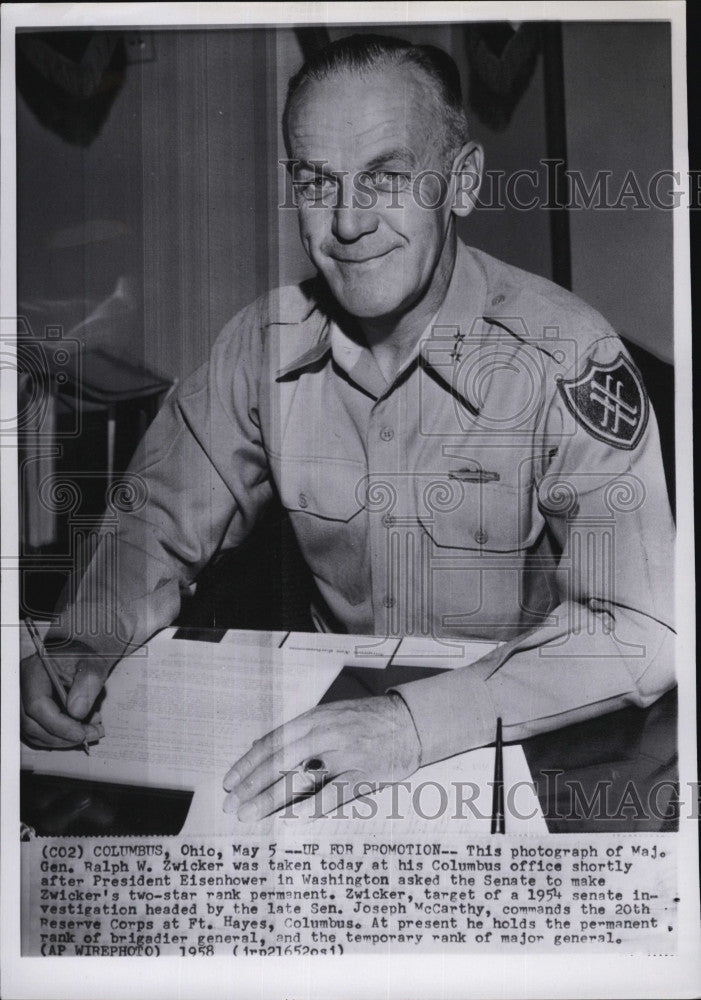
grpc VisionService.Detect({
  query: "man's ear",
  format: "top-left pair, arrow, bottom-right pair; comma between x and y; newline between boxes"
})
450,141 -> 484,219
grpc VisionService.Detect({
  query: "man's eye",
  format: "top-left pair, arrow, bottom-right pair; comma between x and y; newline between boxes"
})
294,177 -> 336,202
365,171 -> 410,192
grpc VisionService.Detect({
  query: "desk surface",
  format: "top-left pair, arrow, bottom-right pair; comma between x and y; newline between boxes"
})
21,628 -> 678,836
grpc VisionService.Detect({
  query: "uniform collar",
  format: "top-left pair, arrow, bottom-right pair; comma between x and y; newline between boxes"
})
275,241 -> 491,410
275,338 -> 332,380
272,279 -> 333,382
417,241 -> 489,412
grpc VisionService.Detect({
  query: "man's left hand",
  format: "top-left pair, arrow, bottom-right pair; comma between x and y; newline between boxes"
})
223,694 -> 422,821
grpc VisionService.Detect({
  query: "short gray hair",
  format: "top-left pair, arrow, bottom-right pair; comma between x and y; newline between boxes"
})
283,33 -> 470,165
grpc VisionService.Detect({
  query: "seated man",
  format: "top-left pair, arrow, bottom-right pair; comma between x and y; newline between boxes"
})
21,34 -> 675,821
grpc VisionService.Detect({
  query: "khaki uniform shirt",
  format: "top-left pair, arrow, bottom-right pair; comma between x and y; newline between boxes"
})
56,241 -> 675,765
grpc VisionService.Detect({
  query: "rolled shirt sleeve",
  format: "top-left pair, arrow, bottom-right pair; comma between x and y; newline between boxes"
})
46,299 -> 274,663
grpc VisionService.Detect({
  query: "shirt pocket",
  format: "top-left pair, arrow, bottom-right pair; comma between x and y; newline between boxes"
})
274,457 -> 366,520
416,479 -> 543,553
414,478 -> 548,635
271,457 -> 369,605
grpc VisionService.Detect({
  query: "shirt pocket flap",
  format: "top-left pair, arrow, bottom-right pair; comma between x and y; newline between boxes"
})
275,458 -> 366,523
418,481 -> 543,552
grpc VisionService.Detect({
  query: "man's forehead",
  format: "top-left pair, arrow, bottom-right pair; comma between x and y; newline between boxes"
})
287,63 -> 439,167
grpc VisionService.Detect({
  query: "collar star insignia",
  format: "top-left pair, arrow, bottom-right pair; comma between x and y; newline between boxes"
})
450,330 -> 465,362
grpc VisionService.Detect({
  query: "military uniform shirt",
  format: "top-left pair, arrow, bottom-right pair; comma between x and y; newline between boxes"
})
53,241 -> 675,765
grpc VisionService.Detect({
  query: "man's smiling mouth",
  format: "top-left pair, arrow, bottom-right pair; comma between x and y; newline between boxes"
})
330,246 -> 399,264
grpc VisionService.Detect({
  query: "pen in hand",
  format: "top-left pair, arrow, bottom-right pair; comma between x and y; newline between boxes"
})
24,619 -> 91,756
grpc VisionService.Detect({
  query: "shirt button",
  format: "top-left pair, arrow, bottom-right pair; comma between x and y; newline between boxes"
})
491,294 -> 505,306
298,492 -> 309,509
380,426 -> 394,442
382,513 -> 395,527
474,529 -> 489,545
383,595 -> 396,609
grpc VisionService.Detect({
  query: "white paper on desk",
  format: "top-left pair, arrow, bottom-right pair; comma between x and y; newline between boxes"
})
283,631 -> 399,666
21,638 -> 336,785
21,633 -> 546,835
282,632 -> 499,670
393,635 -> 498,667
216,744 -> 546,837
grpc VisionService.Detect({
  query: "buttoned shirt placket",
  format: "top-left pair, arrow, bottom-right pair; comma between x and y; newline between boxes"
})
271,246 -> 494,639
322,247 -> 490,638
329,323 -> 416,637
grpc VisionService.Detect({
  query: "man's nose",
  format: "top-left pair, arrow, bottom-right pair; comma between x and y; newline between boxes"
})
331,198 -> 380,242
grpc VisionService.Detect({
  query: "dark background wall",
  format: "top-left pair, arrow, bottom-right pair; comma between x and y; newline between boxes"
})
562,21 -> 673,363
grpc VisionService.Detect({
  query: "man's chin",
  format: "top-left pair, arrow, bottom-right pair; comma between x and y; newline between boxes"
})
327,285 -> 409,322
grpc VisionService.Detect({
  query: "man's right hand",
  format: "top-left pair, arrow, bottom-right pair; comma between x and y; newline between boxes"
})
20,646 -> 107,749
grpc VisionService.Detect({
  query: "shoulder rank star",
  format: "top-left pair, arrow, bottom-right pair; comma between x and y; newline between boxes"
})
556,351 -> 649,450
450,330 -> 465,362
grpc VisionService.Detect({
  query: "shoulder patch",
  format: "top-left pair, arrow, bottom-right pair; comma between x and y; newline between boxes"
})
556,351 -> 649,450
